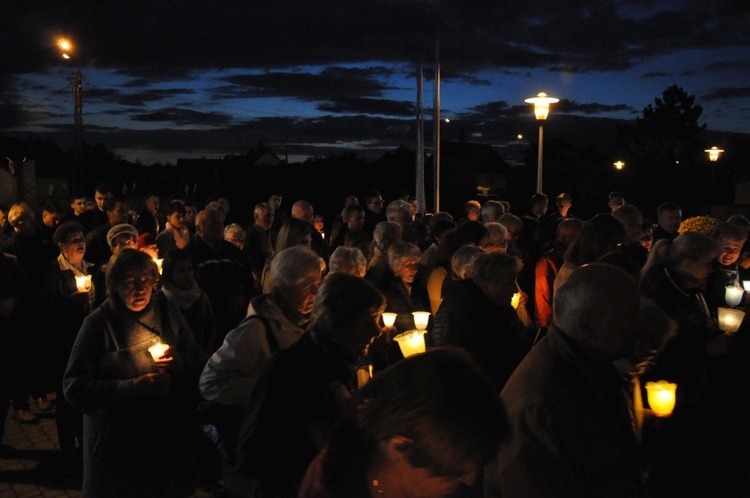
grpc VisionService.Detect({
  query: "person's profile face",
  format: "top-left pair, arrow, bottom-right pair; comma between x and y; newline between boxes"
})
167,211 -> 185,229
287,273 -> 322,316
95,191 -> 112,211
394,257 -> 419,284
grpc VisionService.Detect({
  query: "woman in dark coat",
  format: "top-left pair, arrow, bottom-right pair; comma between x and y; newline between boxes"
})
63,249 -> 208,498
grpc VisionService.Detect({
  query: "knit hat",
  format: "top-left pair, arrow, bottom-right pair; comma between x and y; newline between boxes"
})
106,224 -> 139,248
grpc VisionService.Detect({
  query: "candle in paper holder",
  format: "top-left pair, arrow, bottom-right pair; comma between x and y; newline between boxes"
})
511,293 -> 520,309
393,330 -> 427,358
381,312 -> 397,328
743,280 -> 750,292
148,342 -> 170,362
154,258 -> 164,275
645,380 -> 677,417
412,311 -> 430,331
75,275 -> 92,292
718,307 -> 745,334
725,285 -> 744,307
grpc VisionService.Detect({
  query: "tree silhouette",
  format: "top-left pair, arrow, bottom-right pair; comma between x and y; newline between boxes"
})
614,84 -> 707,215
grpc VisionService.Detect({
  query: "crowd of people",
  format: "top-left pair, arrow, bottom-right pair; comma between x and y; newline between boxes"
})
2,182 -> 750,497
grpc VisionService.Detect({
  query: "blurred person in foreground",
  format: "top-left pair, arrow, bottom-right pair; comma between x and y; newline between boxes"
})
486,263 -> 648,498
299,347 -> 509,498
63,249 -> 208,498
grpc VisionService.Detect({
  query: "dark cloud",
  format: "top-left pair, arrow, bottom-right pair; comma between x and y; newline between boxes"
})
131,107 -> 234,126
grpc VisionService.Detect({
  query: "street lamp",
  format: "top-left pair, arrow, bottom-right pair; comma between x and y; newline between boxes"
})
614,161 -> 625,170
57,38 -> 84,195
525,92 -> 559,193
704,146 -> 724,215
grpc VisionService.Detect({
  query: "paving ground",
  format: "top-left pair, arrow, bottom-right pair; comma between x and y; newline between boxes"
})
0,394 -> 216,498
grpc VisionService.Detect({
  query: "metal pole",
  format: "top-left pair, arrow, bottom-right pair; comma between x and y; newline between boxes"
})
433,38 -> 441,213
536,121 -> 544,194
73,70 -> 84,194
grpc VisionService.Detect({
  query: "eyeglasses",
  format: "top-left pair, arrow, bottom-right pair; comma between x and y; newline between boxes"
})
113,239 -> 137,249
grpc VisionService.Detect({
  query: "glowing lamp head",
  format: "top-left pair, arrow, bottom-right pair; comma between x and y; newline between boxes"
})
525,92 -> 559,121
381,312 -> 397,328
704,146 -> 724,162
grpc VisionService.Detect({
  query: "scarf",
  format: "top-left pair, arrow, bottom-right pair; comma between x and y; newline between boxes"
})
162,281 -> 202,310
166,221 -> 191,249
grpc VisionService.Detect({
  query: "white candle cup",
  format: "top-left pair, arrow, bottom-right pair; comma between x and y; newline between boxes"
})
148,342 -> 170,362
393,330 -> 427,358
725,286 -> 744,307
718,307 -> 745,334
154,258 -> 164,275
75,275 -> 92,292
645,380 -> 677,417
511,293 -> 520,309
381,312 -> 397,328
743,281 -> 750,292
412,311 -> 431,331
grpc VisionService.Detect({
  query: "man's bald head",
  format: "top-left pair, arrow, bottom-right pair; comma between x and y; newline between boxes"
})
553,263 -> 641,361
292,200 -> 314,224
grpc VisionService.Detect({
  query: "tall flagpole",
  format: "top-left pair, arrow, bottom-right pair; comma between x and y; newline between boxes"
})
433,38 -> 441,213
415,59 -> 426,215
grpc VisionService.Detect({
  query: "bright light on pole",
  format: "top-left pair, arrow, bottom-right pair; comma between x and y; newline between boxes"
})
525,92 -> 559,193
704,146 -> 725,215
57,37 -> 84,194
614,161 -> 625,170
705,146 -> 724,162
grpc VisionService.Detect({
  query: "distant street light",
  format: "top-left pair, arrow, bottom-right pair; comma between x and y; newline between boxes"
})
704,146 -> 725,215
57,38 -> 84,194
614,161 -> 625,170
525,92 -> 559,193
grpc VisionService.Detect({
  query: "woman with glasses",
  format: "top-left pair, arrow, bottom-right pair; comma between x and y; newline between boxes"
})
63,248 -> 208,498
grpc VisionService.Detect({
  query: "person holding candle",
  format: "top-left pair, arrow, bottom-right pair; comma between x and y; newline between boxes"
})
37,221 -> 95,460
486,263 -> 648,497
433,251 -> 533,392
234,272 -> 387,497
704,221 -> 748,313
298,347 -> 509,498
639,230 -> 742,496
63,248 -> 208,498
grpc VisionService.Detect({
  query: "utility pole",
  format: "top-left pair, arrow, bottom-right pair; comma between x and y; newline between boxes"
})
72,69 -> 84,195
433,38 -> 441,213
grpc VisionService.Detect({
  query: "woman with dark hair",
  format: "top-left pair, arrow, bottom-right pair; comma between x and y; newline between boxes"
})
299,347 -> 509,498
553,213 -> 625,292
261,217 -> 314,293
158,248 -> 217,354
37,221 -> 94,455
63,248 -> 208,498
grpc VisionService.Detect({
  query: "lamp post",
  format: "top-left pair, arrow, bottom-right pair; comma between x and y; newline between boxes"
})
525,92 -> 559,194
58,38 -> 84,195
704,146 -> 724,215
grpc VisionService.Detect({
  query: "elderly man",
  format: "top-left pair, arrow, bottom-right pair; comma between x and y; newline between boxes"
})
291,199 -> 329,265
487,263 -> 648,498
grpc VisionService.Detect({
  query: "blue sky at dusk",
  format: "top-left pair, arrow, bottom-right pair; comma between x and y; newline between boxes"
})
2,1 -> 749,165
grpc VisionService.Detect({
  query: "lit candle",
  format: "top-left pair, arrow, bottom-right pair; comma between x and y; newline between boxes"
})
511,293 -> 520,309
725,285 -> 744,307
148,342 -> 170,362
75,274 -> 92,292
154,258 -> 164,275
645,380 -> 677,417
744,281 -> 750,292
381,312 -> 397,328
718,307 -> 745,333
393,330 -> 427,357
412,311 -> 430,331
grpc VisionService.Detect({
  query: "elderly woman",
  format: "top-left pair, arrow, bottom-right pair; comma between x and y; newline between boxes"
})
63,248 -> 208,498
328,245 -> 367,277
198,245 -> 326,494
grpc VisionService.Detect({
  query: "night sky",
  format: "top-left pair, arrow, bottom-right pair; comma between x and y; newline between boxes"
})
2,1 -> 749,165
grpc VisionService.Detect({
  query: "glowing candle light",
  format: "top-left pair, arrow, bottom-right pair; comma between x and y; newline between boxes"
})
743,281 -> 750,292
725,286 -> 744,307
154,258 -> 164,275
393,330 -> 427,357
75,275 -> 92,292
511,293 -> 520,309
645,381 -> 677,417
148,342 -> 170,362
718,307 -> 745,334
381,312 -> 397,328
412,311 -> 430,331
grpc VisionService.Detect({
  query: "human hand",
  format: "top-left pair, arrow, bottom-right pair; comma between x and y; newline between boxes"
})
706,332 -> 734,356
133,372 -> 171,396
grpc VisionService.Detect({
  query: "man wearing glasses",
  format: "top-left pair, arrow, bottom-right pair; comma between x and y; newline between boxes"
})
362,189 -> 387,239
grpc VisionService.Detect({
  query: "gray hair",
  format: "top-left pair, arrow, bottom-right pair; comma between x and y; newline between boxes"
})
269,245 -> 326,289
328,246 -> 367,277
373,221 -> 403,249
387,241 -> 421,268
